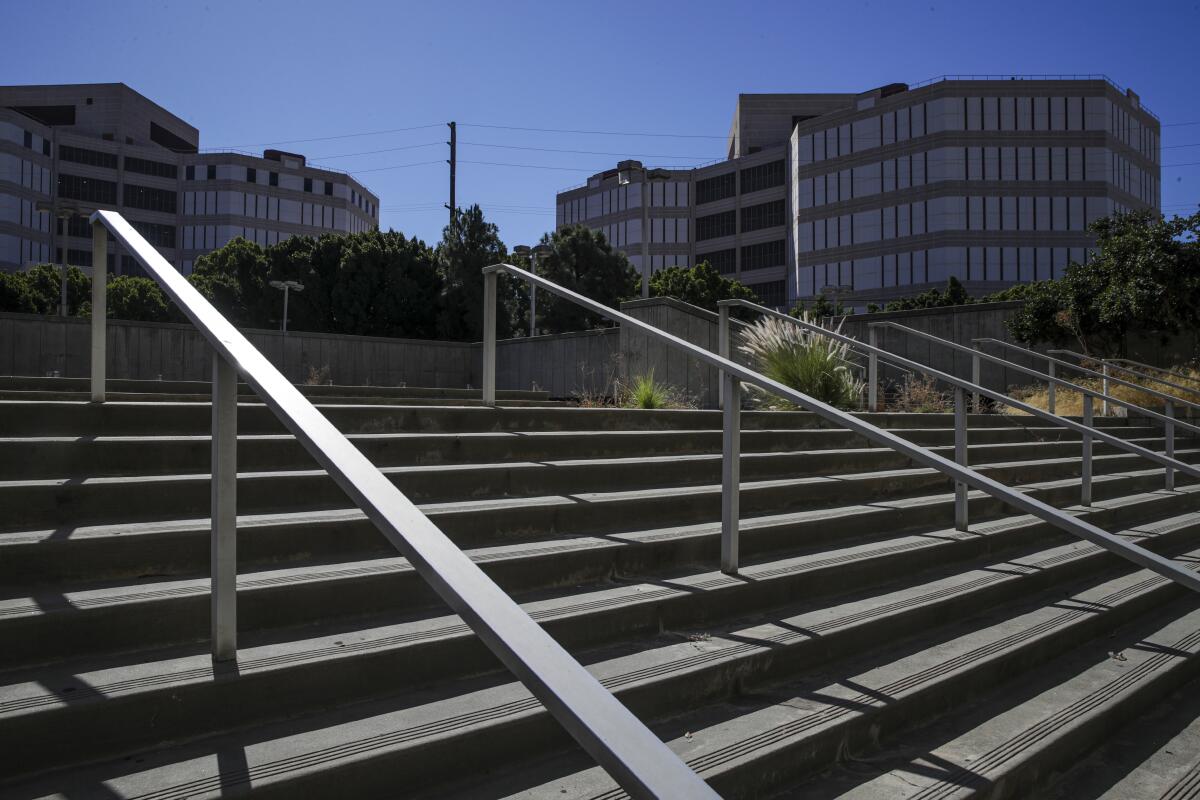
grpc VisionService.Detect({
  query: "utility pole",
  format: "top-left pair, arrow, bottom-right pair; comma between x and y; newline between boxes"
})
445,121 -> 456,225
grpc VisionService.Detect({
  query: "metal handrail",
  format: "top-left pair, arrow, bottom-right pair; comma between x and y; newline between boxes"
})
1050,350 -> 1200,407
1111,358 -> 1197,382
972,338 -> 1200,417
482,263 -> 1200,597
725,299 -> 1200,484
87,211 -> 716,800
867,324 -> 1200,438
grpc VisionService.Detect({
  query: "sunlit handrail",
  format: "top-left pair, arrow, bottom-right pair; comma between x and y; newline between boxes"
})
88,210 -> 716,800
482,263 -> 1200,597
867,324 -> 1200,438
725,299 -> 1200,480
973,338 -> 1200,417
1049,350 -> 1200,408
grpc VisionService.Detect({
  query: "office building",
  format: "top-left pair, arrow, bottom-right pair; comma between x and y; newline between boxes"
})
0,83 -> 379,275
556,77 -> 1160,309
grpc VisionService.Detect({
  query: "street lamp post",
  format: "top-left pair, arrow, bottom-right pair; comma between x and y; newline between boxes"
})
513,243 -> 552,337
269,280 -> 304,334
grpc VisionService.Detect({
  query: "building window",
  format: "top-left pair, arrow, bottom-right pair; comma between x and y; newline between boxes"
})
695,172 -> 736,205
740,160 -> 785,194
246,167 -> 257,183
741,200 -> 785,233
59,145 -> 119,170
324,181 -> 333,196
186,165 -> 195,180
740,240 -> 785,271
746,280 -> 786,308
23,131 -> 32,149
207,165 -> 216,180
696,210 -> 736,241
123,183 -> 178,213
304,177 -> 313,193
58,173 -> 118,205
124,156 -> 178,179
269,171 -> 278,187
698,248 -> 737,275
42,140 -> 50,157
131,220 -> 177,248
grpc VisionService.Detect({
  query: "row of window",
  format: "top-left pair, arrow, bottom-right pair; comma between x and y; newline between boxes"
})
796,146 -> 1155,211
794,96 -> 1155,167
746,280 -> 786,308
694,160 -> 785,206
123,183 -> 177,214
21,130 -> 51,157
58,173 -> 117,205
696,199 -> 786,241
125,156 -> 178,179
797,246 -> 1087,297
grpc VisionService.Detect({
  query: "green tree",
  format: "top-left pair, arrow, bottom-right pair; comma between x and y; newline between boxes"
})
188,237 -> 272,326
106,276 -> 175,322
536,225 -> 639,332
23,263 -> 90,315
329,230 -> 441,338
649,260 -> 757,314
436,205 -> 513,341
792,294 -> 847,318
1006,210 -> 1200,354
0,271 -> 37,314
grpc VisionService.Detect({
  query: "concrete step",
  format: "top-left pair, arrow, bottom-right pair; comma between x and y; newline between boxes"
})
11,515 -> 1197,799
2,446 -> 1193,593
798,599 -> 1200,800
0,375 -> 553,402
0,426 -> 1168,480
0,400 -> 1137,437
0,466 -> 1193,674
1,438 -> 1190,535
1040,674 -> 1200,799
482,562 -> 1200,800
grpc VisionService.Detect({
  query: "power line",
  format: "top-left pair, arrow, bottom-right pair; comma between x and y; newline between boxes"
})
347,159 -> 445,175
458,160 -> 604,172
459,141 -> 715,161
310,141 -> 444,159
1163,121 -> 1200,127
460,122 -> 727,140
214,123 -> 444,149
1161,142 -> 1200,150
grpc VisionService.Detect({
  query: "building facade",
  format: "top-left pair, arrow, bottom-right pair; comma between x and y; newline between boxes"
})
556,77 -> 1160,310
0,83 -> 379,276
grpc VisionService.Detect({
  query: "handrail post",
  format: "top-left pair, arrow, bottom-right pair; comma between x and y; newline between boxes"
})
211,353 -> 238,662
970,343 -> 981,412
90,221 -> 107,402
868,325 -> 879,412
1081,394 -> 1093,506
482,269 -> 497,406
718,304 -> 730,410
954,387 -> 969,531
1166,400 -> 1176,491
721,371 -> 740,574
1101,361 -> 1110,416
1047,360 -> 1056,415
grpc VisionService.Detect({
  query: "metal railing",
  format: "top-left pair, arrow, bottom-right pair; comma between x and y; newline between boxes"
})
871,323 -> 1200,494
86,211 -> 717,800
1048,350 -> 1200,412
732,300 -> 1200,502
973,338 -> 1200,420
481,265 -> 1200,599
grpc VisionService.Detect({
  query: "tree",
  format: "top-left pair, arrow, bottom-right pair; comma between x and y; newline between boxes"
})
328,230 -> 440,338
792,294 -> 847,318
536,225 -> 639,332
0,271 -> 37,314
436,205 -> 513,341
649,260 -> 756,314
1006,210 -> 1200,354
188,237 -> 271,326
23,263 -> 90,315
106,276 -> 176,322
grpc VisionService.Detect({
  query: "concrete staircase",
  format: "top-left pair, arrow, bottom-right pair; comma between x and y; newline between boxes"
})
1,387 -> 1198,799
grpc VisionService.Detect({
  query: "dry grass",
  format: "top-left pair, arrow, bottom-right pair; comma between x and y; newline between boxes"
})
1003,363 -> 1200,417
887,374 -> 953,413
304,365 -> 332,386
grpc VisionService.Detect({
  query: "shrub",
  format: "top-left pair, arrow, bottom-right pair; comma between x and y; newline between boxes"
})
888,374 -> 952,413
625,371 -> 671,409
737,313 -> 863,410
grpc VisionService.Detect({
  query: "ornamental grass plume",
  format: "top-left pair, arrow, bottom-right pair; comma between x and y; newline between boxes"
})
737,313 -> 864,410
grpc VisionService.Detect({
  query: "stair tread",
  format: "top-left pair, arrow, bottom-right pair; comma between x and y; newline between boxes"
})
16,534 -> 1198,800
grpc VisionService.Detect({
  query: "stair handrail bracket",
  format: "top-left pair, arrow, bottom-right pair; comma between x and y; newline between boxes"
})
89,210 -> 718,800
481,264 -> 1200,598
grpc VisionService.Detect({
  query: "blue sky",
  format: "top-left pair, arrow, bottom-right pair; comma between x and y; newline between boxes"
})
3,0 -> 1198,248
